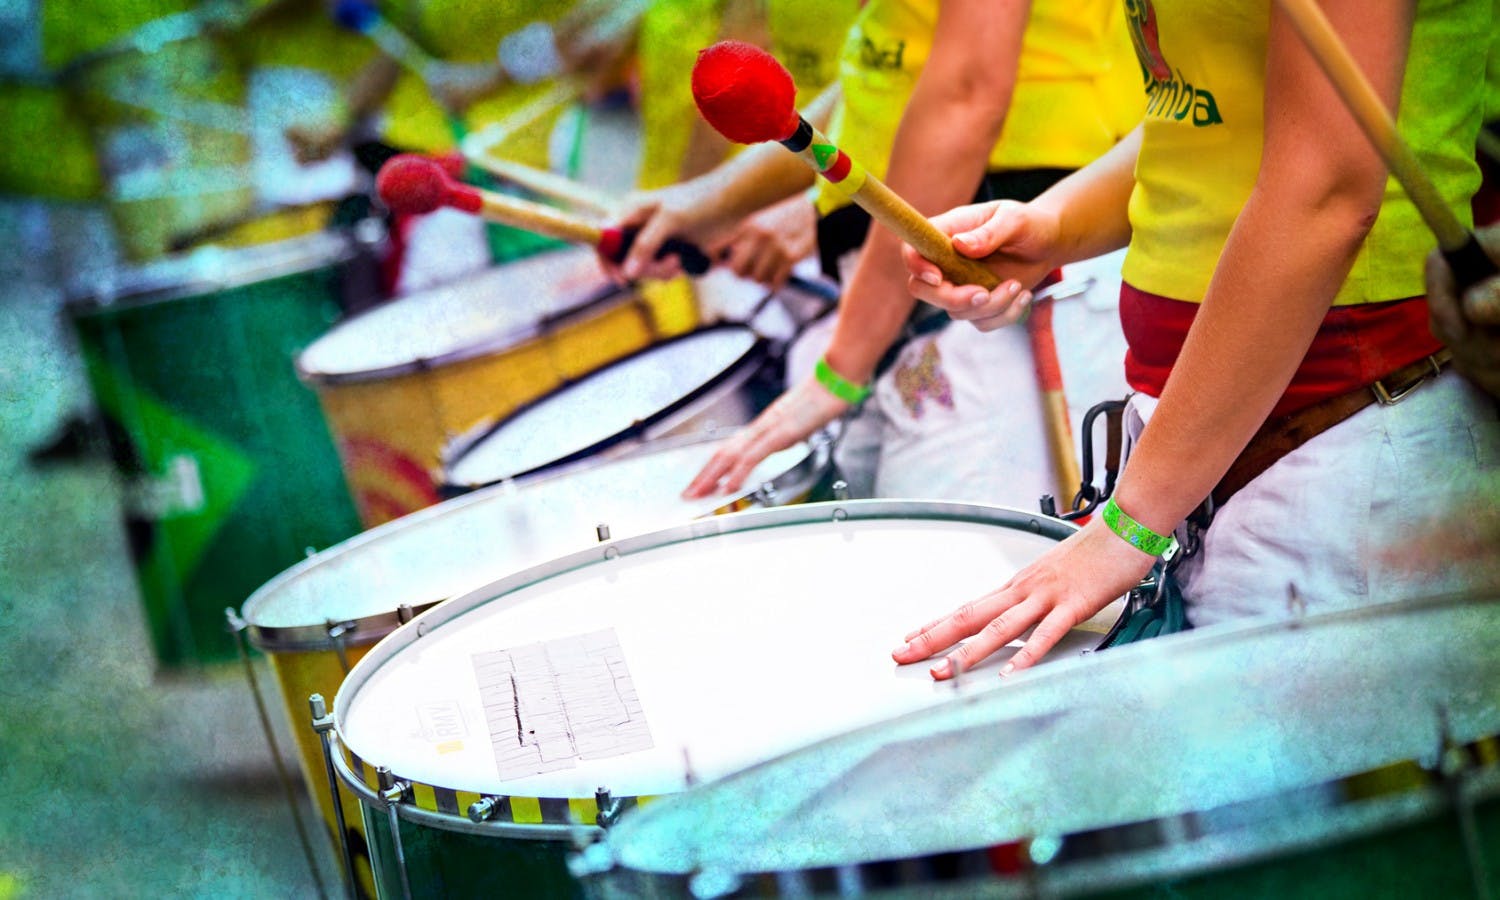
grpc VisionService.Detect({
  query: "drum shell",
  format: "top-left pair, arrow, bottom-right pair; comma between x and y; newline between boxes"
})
68,235 -> 362,667
439,325 -> 779,492
300,283 -> 661,528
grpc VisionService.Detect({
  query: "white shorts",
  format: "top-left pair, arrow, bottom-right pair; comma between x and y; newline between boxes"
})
1127,371 -> 1500,627
789,250 -> 1132,508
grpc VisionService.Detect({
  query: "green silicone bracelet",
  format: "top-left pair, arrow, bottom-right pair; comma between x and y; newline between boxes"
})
814,356 -> 872,404
1101,496 -> 1178,558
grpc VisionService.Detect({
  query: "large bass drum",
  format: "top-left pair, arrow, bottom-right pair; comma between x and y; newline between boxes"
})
327,501 -> 1128,898
585,592 -> 1500,899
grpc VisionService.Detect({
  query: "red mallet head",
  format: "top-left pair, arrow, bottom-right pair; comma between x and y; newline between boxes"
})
691,40 -> 798,144
375,154 -> 483,215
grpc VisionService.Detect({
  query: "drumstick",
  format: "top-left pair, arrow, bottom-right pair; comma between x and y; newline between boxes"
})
1025,289 -> 1085,505
334,0 -> 438,79
1272,0 -> 1497,289
376,154 -> 713,273
690,40 -> 1083,500
458,149 -> 616,216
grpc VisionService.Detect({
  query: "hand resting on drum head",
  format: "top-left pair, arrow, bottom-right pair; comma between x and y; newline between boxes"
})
892,196 -> 1155,678
682,376 -> 846,498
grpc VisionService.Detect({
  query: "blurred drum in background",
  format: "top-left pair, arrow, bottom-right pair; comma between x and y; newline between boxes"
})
324,500 -> 1126,899
296,247 -> 662,527
61,11 -> 256,262
237,432 -> 830,897
441,324 -> 781,492
583,592 -> 1500,899
67,231 -> 366,667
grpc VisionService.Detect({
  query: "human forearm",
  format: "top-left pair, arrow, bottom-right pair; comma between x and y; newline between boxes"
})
1112,181 -> 1380,533
1032,127 -> 1140,267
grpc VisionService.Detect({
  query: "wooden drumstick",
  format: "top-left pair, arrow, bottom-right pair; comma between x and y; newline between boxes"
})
691,40 -> 1083,501
459,151 -> 616,217
1026,290 -> 1084,505
376,154 -> 714,273
1273,0 -> 1497,289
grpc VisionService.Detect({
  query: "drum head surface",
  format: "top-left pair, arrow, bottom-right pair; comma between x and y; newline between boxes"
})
242,437 -> 819,637
337,504 -> 1116,801
605,594 -> 1500,877
295,248 -> 608,378
444,327 -> 762,486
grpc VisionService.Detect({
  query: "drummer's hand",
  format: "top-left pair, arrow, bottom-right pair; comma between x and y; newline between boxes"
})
718,195 -> 816,290
1425,225 -> 1500,399
605,182 -> 724,283
683,376 -> 846,498
893,518 -> 1155,679
901,200 -> 1061,332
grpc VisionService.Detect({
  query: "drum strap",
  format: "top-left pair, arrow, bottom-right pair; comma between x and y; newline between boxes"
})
1211,349 -> 1452,508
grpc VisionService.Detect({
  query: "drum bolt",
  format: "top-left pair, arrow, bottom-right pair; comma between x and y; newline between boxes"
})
1038,494 -> 1058,518
396,603 -> 414,624
596,523 -> 611,542
831,479 -> 849,501
308,693 -> 334,732
755,481 -> 778,505
223,608 -> 248,633
468,796 -> 499,823
594,787 -> 625,828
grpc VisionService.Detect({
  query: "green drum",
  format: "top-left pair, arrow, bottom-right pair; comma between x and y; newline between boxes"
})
69,232 -> 364,667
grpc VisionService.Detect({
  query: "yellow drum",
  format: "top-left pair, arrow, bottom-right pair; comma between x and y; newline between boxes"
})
61,11 -> 255,261
296,248 -> 663,527
236,432 -> 831,897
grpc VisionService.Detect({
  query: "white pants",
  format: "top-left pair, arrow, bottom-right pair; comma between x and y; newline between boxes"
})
1127,371 -> 1500,627
788,251 -> 1132,508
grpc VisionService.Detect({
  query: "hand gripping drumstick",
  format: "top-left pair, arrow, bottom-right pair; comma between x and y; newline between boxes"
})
690,40 -> 1084,502
376,154 -> 714,274
1273,0 -> 1497,290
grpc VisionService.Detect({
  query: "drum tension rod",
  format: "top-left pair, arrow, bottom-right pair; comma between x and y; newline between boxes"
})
595,787 -> 625,828
225,610 -> 330,900
309,694 -> 359,900
376,766 -> 415,900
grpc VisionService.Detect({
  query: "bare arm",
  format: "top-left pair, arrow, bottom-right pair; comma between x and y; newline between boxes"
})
825,0 -> 1032,383
1111,0 -> 1412,537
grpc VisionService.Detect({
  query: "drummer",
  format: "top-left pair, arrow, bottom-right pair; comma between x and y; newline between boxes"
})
624,0 -> 858,335
610,0 -> 1141,504
893,0 -> 1500,677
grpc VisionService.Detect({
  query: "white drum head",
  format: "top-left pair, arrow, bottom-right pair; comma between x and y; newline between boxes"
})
295,248 -> 609,379
242,435 -> 823,646
336,503 -> 1120,803
444,326 -> 764,486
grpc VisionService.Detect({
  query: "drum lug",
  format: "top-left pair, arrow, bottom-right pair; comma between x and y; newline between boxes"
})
594,786 -> 625,828
468,795 -> 500,824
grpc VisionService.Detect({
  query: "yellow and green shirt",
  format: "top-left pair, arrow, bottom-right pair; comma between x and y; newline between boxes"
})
1121,0 -> 1491,305
815,0 -> 1142,215
636,0 -> 859,189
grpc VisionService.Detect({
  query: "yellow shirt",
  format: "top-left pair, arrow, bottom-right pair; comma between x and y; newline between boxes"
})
1121,0 -> 1490,306
636,0 -> 859,189
816,0 -> 1141,215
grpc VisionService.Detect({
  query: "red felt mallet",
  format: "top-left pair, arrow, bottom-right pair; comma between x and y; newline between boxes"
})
693,40 -> 1083,500
692,40 -> 1004,291
375,154 -> 713,273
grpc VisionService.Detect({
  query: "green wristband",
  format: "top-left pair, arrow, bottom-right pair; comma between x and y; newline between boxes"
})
814,356 -> 872,404
1101,496 -> 1178,558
